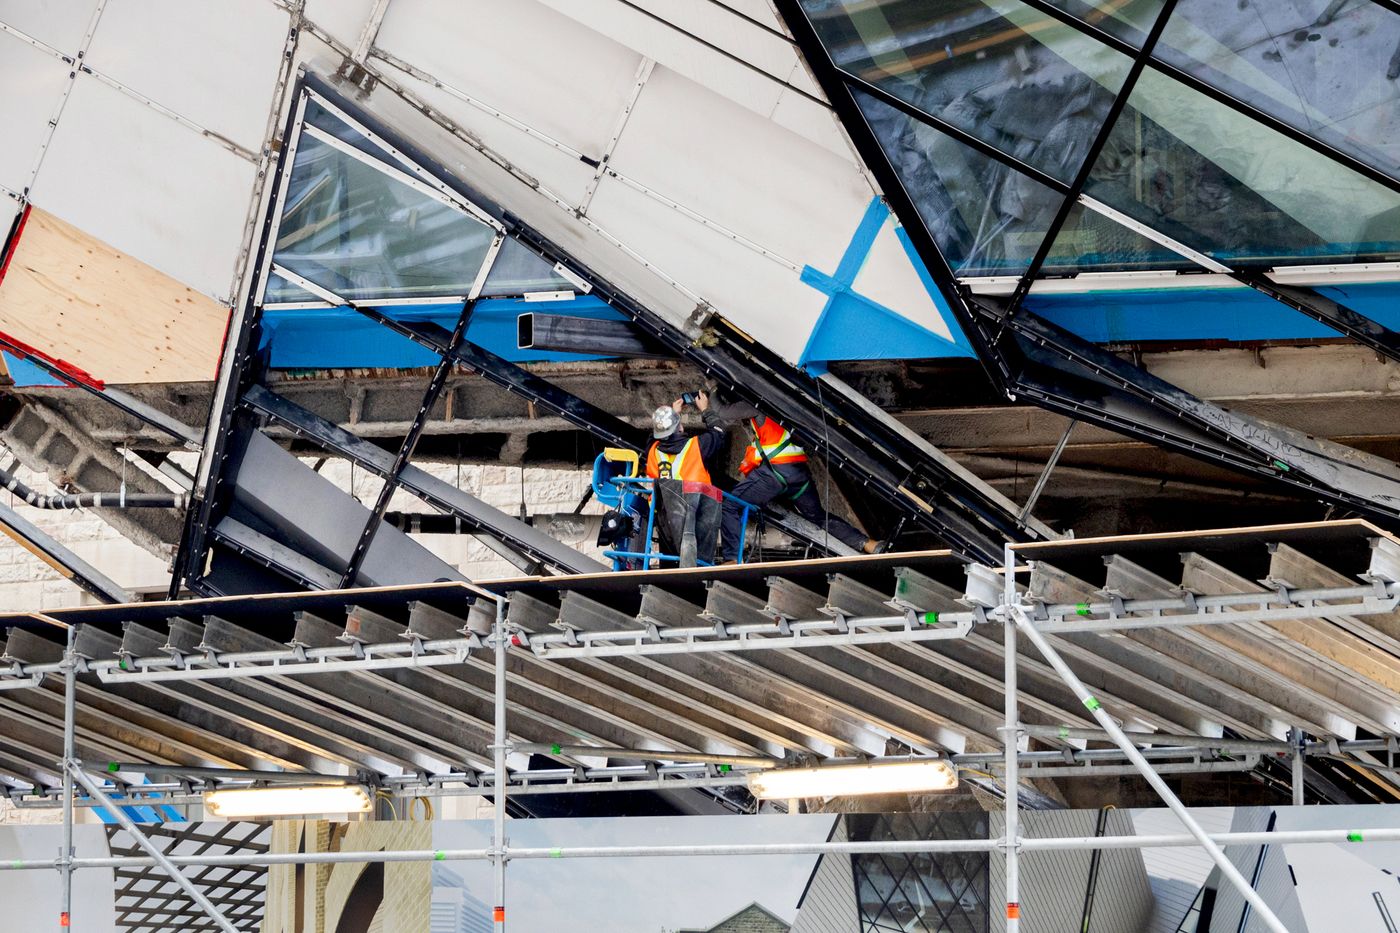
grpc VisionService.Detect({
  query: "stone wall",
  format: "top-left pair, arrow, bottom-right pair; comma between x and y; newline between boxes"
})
0,460 -> 609,611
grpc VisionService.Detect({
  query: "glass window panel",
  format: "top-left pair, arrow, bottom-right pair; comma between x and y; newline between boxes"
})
479,238 -> 575,297
263,271 -> 325,305
271,133 -> 496,302
1084,69 -> 1400,265
856,88 -> 1067,276
1042,201 -> 1192,272
1040,0 -> 1167,47
803,0 -> 1134,181
1157,0 -> 1400,180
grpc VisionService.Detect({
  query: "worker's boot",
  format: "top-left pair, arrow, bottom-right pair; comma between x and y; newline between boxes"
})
861,538 -> 882,554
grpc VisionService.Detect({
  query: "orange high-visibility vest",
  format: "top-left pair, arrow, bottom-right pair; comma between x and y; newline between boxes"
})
646,436 -> 712,484
741,417 -> 806,475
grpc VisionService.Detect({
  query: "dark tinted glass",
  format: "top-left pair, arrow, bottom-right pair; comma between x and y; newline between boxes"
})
803,0 -> 1132,182
1042,202 -> 1192,273
1158,0 -> 1400,180
1084,69 -> 1400,265
856,89 -> 1068,277
480,238 -> 574,297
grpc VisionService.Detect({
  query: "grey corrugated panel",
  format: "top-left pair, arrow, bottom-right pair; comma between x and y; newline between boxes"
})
1138,808 -> 1236,933
991,809 -> 1154,933
790,818 -> 859,933
1242,844 -> 1308,933
1209,807 -> 1275,932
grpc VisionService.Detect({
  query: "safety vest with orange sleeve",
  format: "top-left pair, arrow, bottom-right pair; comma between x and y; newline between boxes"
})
740,417 -> 806,475
646,436 -> 713,484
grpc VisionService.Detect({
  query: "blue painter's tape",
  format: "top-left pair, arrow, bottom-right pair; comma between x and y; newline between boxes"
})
2,351 -> 67,388
261,294 -> 626,370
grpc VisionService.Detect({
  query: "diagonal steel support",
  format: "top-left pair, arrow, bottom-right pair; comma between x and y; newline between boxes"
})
0,500 -> 127,604
58,623 -> 76,931
68,762 -> 240,933
1008,605 -> 1292,933
492,596 -> 509,931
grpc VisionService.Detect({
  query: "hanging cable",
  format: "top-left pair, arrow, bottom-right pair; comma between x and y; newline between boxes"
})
0,464 -> 185,509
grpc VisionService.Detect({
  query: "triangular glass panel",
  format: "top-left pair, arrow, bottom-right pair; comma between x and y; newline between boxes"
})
1084,69 -> 1400,266
480,237 -> 575,297
1041,201 -> 1194,273
263,271 -> 328,305
271,132 -> 496,302
803,0 -> 1133,183
1157,0 -> 1400,182
854,88 -> 1067,277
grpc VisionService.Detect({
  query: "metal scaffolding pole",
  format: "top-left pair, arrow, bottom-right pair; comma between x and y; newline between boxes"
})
1001,544 -> 1021,932
58,623 -> 76,931
67,762 -> 240,933
1010,606 -> 1293,933
493,596 -> 508,932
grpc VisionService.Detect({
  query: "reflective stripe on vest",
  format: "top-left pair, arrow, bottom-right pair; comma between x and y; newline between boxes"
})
646,436 -> 712,484
741,417 -> 806,475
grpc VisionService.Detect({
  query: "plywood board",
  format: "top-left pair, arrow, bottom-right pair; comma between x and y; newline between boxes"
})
0,207 -> 229,384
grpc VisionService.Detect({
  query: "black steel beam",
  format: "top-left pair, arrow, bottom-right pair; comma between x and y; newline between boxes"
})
242,385 -> 607,575
340,298 -> 479,587
0,500 -> 127,603
1007,0 -> 1181,311
517,312 -> 675,360
1234,273 -> 1400,363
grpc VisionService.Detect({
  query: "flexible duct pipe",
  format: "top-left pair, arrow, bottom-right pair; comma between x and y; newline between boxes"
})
0,465 -> 185,509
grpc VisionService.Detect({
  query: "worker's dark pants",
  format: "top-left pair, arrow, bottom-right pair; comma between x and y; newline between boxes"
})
719,462 -> 866,561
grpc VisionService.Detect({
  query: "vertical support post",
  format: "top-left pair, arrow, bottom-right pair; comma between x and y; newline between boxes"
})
68,763 -> 240,933
59,623 -> 77,931
1290,728 -> 1305,807
493,596 -> 509,931
1011,607 -> 1293,933
1001,544 -> 1021,931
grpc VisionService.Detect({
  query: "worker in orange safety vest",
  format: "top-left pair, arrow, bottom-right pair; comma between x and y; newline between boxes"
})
644,391 -> 726,566
718,413 -> 879,563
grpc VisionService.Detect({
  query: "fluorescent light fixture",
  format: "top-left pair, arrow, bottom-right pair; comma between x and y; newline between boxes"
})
747,760 -> 958,800
204,785 -> 372,818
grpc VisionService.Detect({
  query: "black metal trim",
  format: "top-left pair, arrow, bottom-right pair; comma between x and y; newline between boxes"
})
340,298 -> 478,587
1235,273 -> 1400,363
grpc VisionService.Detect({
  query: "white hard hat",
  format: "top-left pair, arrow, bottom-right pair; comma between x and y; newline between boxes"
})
652,406 -> 679,439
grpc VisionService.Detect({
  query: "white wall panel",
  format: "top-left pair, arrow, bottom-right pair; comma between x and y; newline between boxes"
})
303,0 -> 379,51
84,0 -> 290,152
587,176 -> 830,360
854,220 -> 958,342
609,65 -> 870,280
0,32 -> 70,193
0,0 -> 98,53
29,75 -> 256,303
375,0 -> 642,160
372,57 -> 601,210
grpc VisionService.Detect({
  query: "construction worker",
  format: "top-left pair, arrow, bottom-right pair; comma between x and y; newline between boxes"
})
718,413 -> 879,563
645,392 -> 725,565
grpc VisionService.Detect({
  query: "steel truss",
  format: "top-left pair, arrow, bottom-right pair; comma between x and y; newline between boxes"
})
771,0 -> 1400,534
8,535 -> 1400,931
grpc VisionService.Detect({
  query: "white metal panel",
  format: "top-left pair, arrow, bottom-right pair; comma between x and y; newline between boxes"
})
302,0 -> 379,50
0,0 -> 98,53
83,0 -> 290,152
1137,807 -> 1234,933
370,56 -> 602,210
0,31 -> 70,193
852,219 -> 959,343
711,0 -> 786,31
609,65 -> 868,274
587,175 -> 830,360
28,74 -> 257,302
533,0 -> 797,117
374,0 -> 643,160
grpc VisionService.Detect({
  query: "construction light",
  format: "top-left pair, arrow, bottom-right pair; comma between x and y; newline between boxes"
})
204,784 -> 372,818
747,759 -> 958,800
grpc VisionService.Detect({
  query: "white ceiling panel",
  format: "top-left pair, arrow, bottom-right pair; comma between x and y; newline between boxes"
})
29,75 -> 257,303
608,65 -> 871,281
84,0 -> 290,152
711,0 -> 786,31
372,58 -> 600,211
375,0 -> 643,160
303,0 -> 379,51
587,175 -> 830,361
0,32 -> 71,194
853,220 -> 958,342
0,0 -> 98,53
